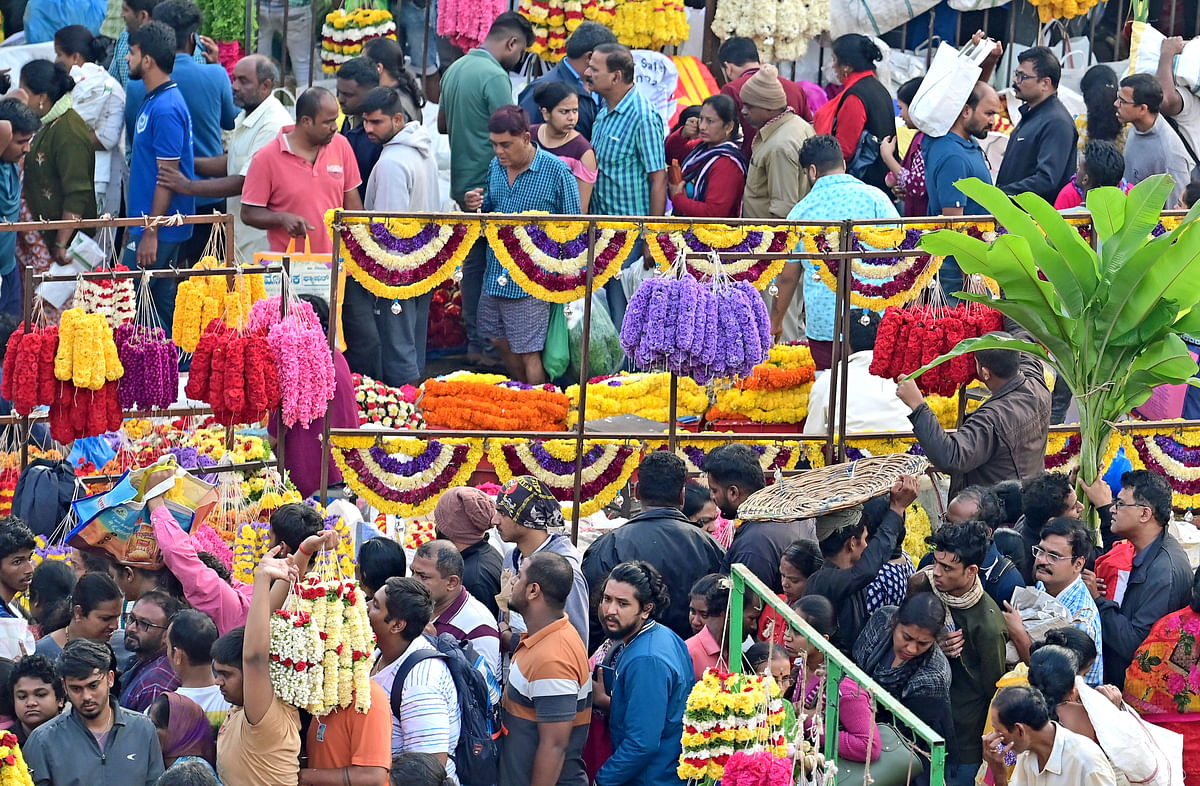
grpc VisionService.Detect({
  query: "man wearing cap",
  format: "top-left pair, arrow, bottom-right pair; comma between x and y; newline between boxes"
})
802,475 -> 920,651
494,476 -> 591,649
581,451 -> 725,652
717,36 -> 811,158
434,487 -> 504,618
740,64 -> 815,221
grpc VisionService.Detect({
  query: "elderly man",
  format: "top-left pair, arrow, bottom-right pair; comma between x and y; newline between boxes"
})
741,64 -> 815,222
433,486 -> 503,618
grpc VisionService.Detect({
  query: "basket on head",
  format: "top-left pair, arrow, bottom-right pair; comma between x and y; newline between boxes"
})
737,454 -> 929,522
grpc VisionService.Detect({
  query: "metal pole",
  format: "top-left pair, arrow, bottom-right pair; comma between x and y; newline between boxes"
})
667,373 -> 679,453
320,212 -> 344,505
569,220 -> 597,544
835,224 -> 852,463
276,254 -> 291,481
18,264 -> 32,470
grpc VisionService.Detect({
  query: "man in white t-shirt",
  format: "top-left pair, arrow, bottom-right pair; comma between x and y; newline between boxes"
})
166,609 -> 232,730
368,577 -> 461,775
1155,37 -> 1200,176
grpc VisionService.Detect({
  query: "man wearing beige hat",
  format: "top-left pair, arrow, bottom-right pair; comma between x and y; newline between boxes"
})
802,475 -> 919,651
740,64 -> 816,221
433,487 -> 504,618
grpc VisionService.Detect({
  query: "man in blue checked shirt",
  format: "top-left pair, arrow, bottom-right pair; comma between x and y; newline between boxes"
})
463,105 -> 580,385
1000,517 -> 1105,687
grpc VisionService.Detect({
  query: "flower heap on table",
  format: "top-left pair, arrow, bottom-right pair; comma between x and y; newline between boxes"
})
678,667 -> 788,783
172,258 -> 267,354
565,372 -> 708,426
320,8 -> 396,73
352,373 -> 423,429
270,573 -> 375,714
73,267 -> 136,330
708,343 -> 817,424
420,372 -> 570,432
869,303 -> 1004,396
620,273 -> 771,383
50,309 -> 125,442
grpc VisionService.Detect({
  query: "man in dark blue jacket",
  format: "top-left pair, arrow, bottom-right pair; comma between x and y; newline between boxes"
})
517,21 -> 615,141
995,46 -> 1078,204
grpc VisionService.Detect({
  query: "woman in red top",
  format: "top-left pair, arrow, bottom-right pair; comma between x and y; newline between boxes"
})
669,94 -> 748,218
811,34 -> 896,194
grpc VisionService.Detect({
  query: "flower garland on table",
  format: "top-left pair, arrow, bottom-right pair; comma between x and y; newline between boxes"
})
565,372 -> 709,426
421,377 -> 570,432
486,439 -> 638,517
353,374 -> 423,429
869,304 -> 1004,397
0,730 -> 33,786
56,308 -> 124,391
1122,429 -> 1200,511
320,8 -> 396,73
438,0 -> 505,52
330,435 -> 485,518
330,215 -> 481,301
1,324 -> 57,415
620,274 -> 771,382
114,323 -> 179,410
677,667 -> 787,782
1044,431 -> 1123,477
172,258 -> 268,353
184,320 -> 281,425
709,386 -> 812,424
483,219 -> 637,303
645,224 -> 800,291
662,439 -> 811,476
270,576 -> 375,714
73,267 -> 136,329
610,0 -> 688,49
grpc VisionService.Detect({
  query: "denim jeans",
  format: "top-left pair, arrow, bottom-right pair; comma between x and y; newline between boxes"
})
397,0 -> 438,75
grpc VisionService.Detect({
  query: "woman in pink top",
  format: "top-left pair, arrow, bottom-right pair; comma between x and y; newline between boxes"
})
530,81 -> 597,212
784,595 -> 881,763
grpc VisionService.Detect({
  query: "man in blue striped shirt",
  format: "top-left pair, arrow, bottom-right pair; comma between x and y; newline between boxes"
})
464,105 -> 580,385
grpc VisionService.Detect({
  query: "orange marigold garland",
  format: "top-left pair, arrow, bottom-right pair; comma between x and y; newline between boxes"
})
421,378 -> 570,432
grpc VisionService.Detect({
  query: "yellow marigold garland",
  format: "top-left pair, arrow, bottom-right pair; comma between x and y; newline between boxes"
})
903,501 -> 933,561
482,218 -> 637,303
172,257 -> 267,353
54,308 -> 123,390
610,0 -> 688,48
565,372 -> 709,425
0,730 -> 34,786
330,435 -> 485,518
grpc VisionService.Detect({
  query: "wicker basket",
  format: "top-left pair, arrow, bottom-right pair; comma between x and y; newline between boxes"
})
738,454 -> 929,522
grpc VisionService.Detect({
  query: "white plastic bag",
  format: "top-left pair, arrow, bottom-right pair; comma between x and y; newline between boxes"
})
947,0 -> 1009,10
1129,21 -> 1166,78
1004,585 -> 1073,664
1179,39 -> 1200,94
830,0 -> 941,38
1076,677 -> 1183,786
909,39 -> 998,137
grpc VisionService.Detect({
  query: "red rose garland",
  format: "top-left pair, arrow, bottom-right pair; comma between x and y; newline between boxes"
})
1,324 -> 60,416
185,320 -> 280,425
48,380 -> 122,443
869,304 -> 1004,395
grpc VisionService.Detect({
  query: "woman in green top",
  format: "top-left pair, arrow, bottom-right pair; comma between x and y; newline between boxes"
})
19,60 -> 96,264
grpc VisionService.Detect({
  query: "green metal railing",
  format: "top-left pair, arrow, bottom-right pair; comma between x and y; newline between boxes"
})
728,564 -> 946,786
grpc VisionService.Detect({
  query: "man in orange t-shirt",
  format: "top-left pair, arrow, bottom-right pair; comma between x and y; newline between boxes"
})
301,680 -> 393,785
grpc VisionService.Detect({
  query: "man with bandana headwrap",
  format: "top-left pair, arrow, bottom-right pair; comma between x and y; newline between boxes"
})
494,476 -> 591,650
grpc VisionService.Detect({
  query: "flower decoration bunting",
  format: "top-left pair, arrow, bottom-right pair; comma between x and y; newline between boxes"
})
320,8 -> 397,73
1122,428 -> 1200,511
483,219 -> 637,303
487,438 -> 638,517
644,224 -> 800,291
331,215 -> 481,301
330,435 -> 485,518
660,439 -> 811,476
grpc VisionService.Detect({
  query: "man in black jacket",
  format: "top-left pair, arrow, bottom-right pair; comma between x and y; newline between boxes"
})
581,450 -> 724,651
803,475 -> 919,651
1086,470 -> 1193,688
995,46 -> 1078,204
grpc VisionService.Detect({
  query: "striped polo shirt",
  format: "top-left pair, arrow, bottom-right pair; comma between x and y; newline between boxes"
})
500,615 -> 593,786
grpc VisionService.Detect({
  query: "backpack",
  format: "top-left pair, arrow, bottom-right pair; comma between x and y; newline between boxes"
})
13,459 -> 81,537
391,633 -> 500,786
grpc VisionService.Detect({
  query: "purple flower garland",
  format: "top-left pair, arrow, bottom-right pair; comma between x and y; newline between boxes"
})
498,441 -> 633,500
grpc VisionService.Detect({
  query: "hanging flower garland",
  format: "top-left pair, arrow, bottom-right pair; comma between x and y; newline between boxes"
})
903,501 -> 933,561
677,667 -> 787,782
644,224 -> 802,291
233,521 -> 271,583
0,730 -> 33,786
320,8 -> 396,73
191,523 -> 234,570
115,324 -> 180,411
869,304 -> 1004,397
330,214 -> 481,301
1,324 -> 57,416
487,438 -> 638,517
483,219 -> 637,303
610,0 -> 688,49
421,377 -> 570,432
184,319 -> 281,425
428,280 -> 467,351
813,252 -> 942,311
330,435 -> 485,518
661,439 -> 811,475
55,308 -> 124,391
565,372 -> 709,426
437,0 -> 505,52
172,258 -> 268,353
48,380 -> 123,443
73,267 -> 136,329
1122,429 -> 1200,511
259,299 -> 337,428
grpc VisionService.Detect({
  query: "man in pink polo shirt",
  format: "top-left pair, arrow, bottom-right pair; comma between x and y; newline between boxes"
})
241,86 -> 363,253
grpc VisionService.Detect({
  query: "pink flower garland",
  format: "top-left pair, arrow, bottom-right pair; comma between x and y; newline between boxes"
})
437,0 -> 506,50
191,523 -> 234,572
722,751 -> 794,786
268,311 -> 336,428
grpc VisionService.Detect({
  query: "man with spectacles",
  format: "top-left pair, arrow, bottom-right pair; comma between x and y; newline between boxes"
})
118,589 -> 182,712
1115,72 -> 1193,207
995,46 -> 1077,204
1084,470 -> 1192,688
999,517 -> 1103,685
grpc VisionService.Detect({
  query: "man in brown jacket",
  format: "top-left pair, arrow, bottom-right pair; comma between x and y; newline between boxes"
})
895,324 -> 1051,497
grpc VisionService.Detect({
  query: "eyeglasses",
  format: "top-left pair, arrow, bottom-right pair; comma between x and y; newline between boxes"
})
1031,545 -> 1070,564
127,615 -> 168,632
1013,71 -> 1041,83
1111,499 -> 1150,511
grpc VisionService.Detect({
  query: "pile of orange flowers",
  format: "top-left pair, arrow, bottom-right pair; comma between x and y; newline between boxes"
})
421,378 -> 569,432
737,363 -> 816,391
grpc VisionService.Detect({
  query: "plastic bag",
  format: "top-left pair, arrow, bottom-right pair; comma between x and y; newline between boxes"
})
542,304 -> 570,380
567,295 -> 623,379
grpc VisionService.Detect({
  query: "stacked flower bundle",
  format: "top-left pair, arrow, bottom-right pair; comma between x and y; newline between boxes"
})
352,374 -> 423,429
269,576 -> 375,714
711,0 -> 829,61
620,275 -> 771,383
438,0 -> 506,52
115,324 -> 179,411
32,535 -> 71,569
421,373 -> 570,431
185,320 -> 281,425
73,267 -> 136,329
677,667 -> 788,782
0,730 -> 34,786
869,304 -> 1004,396
1,324 -> 58,416
50,309 -> 125,442
709,343 -> 817,424
172,259 -> 268,353
609,0 -> 688,49
564,372 -> 708,426
320,8 -> 396,73
232,521 -> 270,583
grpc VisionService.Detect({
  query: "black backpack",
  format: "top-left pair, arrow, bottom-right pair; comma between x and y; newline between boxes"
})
13,459 -> 81,537
391,633 -> 500,786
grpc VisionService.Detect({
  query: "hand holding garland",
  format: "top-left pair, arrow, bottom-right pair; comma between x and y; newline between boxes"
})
247,545 -> 297,724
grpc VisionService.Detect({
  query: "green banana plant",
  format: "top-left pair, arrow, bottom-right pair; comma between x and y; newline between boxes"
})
906,174 -> 1200,507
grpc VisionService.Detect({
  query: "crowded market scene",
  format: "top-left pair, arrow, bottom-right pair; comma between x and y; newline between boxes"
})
0,0 -> 1195,782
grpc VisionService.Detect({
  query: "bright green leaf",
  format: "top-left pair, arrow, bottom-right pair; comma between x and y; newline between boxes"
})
905,334 -> 1050,381
1085,187 -> 1125,244
1011,193 -> 1098,316
1100,175 -> 1174,277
